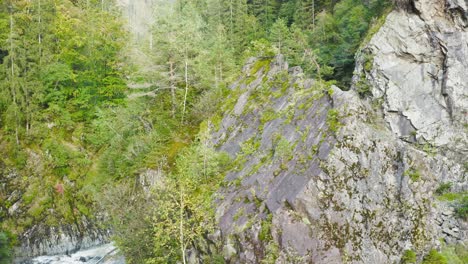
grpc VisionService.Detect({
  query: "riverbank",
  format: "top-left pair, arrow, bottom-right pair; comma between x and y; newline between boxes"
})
21,243 -> 124,264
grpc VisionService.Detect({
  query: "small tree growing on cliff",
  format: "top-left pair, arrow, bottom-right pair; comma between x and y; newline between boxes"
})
148,134 -> 229,263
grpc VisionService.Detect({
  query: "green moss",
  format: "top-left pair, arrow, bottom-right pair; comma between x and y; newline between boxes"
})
245,76 -> 257,85
260,108 -> 279,124
259,213 -> 273,242
231,177 -> 242,187
300,126 -> 311,142
270,71 -> 290,94
240,137 -> 261,156
222,88 -> 243,112
233,208 -> 245,221
363,53 -> 374,72
327,108 -> 342,133
261,241 -> 280,264
274,136 -> 293,161
435,182 -> 452,195
401,250 -> 417,264
422,249 -> 448,264
422,143 -> 437,156
404,168 -> 421,182
437,192 -> 467,202
251,59 -> 271,75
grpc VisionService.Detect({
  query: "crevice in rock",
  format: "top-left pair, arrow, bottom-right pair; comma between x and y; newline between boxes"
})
386,111 -> 418,143
394,0 -> 420,15
394,148 -> 405,205
446,1 -> 468,27
438,40 -> 454,122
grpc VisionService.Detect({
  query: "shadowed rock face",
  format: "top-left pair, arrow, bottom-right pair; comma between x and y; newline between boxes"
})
14,223 -> 109,263
207,2 -> 467,262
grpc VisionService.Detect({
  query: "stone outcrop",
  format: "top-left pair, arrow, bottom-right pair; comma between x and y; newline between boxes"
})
206,1 -> 467,262
1,165 -> 108,262
14,222 -> 108,263
354,0 -> 467,151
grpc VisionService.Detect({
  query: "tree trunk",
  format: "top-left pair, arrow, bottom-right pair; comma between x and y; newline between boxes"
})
10,10 -> 19,145
169,61 -> 176,118
181,58 -> 188,123
312,0 -> 315,30
229,0 -> 233,37
220,63 -> 223,83
179,187 -> 186,264
38,0 -> 42,64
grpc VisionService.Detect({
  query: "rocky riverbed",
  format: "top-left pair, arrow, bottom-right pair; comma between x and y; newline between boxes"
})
25,243 -> 124,264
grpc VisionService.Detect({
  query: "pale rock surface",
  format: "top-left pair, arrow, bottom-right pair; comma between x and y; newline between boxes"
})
354,0 -> 467,150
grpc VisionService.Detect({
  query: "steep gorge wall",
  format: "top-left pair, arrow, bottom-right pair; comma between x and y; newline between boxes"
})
354,0 -> 467,152
205,1 -> 467,263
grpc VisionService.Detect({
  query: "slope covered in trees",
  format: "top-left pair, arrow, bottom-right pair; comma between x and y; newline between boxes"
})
0,0 -> 127,260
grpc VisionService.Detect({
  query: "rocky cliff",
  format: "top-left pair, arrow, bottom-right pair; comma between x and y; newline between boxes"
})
2,164 -> 109,262
207,1 -> 467,263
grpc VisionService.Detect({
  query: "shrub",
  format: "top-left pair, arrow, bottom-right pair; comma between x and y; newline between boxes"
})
440,244 -> 468,264
404,168 -> 421,181
401,250 -> 417,264
0,232 -> 12,264
435,182 -> 452,195
422,249 -> 448,264
327,108 -> 341,133
455,195 -> 468,220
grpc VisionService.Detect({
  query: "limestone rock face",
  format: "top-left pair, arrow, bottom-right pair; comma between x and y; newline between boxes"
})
208,2 -> 467,261
354,0 -> 467,150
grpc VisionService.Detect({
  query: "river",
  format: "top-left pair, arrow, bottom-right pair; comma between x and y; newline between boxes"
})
28,243 -> 124,264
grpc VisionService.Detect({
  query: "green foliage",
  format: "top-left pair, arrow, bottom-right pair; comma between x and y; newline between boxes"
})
251,59 -> 272,75
148,135 -> 230,263
436,192 -> 467,203
356,73 -> 372,98
311,0 -> 392,84
269,18 -> 289,54
327,108 -> 342,133
274,136 -> 293,161
0,0 -> 129,248
245,39 -> 276,59
440,244 -> 468,264
97,181 -> 155,263
422,249 -> 448,264
401,250 -> 417,264
435,182 -> 453,195
0,232 -> 12,264
261,241 -> 280,264
259,213 -> 273,242
404,168 -> 421,182
259,212 -> 279,263
361,7 -> 392,47
454,195 -> 468,220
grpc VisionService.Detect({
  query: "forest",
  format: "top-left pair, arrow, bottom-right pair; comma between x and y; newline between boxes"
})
0,0 -> 466,263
